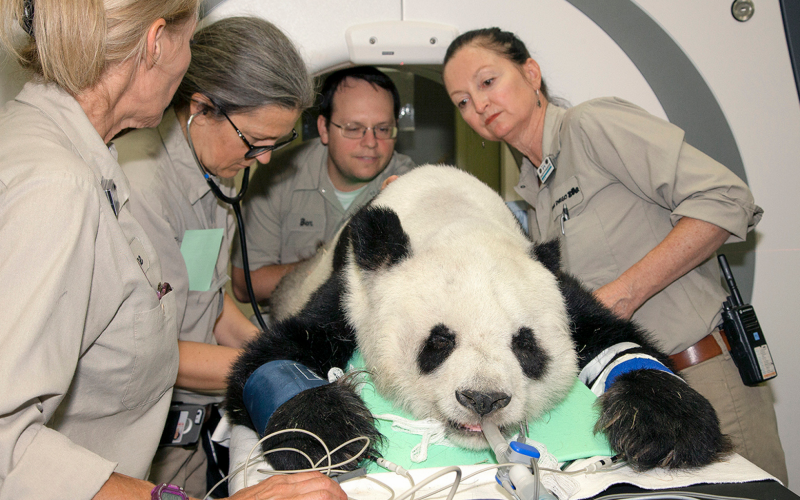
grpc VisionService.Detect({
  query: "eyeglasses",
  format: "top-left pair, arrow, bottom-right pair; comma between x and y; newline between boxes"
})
329,121 -> 398,140
221,111 -> 298,160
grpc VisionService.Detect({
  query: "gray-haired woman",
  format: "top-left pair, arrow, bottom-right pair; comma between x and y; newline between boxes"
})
114,16 -> 316,498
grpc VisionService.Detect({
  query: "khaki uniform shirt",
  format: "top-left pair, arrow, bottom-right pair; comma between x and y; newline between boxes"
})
0,82 -> 178,499
117,109 -> 235,405
231,138 -> 415,269
515,98 -> 762,354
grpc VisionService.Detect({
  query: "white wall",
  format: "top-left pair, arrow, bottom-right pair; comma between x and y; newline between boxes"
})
633,1 -> 800,491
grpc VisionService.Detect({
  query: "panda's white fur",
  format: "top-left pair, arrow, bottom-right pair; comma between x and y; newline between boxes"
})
274,165 -> 578,449
231,164 -> 729,471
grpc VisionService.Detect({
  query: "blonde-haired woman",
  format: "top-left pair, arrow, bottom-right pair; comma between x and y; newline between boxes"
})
0,2 -> 345,499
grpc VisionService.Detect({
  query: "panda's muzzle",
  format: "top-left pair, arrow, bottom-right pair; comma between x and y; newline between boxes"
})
456,389 -> 511,416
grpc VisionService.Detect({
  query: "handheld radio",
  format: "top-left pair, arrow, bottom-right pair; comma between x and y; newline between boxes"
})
718,254 -> 777,386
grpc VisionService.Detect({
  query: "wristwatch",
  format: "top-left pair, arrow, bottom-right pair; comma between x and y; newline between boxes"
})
151,483 -> 188,500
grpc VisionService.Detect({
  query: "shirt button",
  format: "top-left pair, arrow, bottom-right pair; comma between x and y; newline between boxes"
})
520,185 -> 526,189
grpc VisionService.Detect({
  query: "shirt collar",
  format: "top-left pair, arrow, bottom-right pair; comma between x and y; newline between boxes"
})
541,102 -> 566,160
17,81 -> 132,206
519,103 -> 568,192
290,138 -> 330,191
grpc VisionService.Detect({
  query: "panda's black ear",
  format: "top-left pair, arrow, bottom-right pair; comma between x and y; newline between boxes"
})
348,206 -> 410,271
530,240 -> 562,274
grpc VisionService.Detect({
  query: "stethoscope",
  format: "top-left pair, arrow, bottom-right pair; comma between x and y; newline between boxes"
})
186,110 -> 268,331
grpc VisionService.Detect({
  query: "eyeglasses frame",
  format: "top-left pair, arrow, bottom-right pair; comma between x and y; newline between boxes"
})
221,110 -> 298,160
328,121 -> 398,140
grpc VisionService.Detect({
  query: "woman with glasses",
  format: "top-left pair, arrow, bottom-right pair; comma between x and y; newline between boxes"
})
114,16 -> 315,497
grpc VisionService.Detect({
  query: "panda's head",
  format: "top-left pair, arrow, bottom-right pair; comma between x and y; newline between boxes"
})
343,190 -> 578,449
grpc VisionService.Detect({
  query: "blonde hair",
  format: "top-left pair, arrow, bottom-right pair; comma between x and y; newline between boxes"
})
0,0 -> 199,95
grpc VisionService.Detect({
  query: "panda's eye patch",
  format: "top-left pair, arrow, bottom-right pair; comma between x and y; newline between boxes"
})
417,324 -> 457,374
512,327 -> 549,379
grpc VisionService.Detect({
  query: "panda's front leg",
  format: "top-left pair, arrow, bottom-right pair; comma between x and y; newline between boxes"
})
556,271 -> 731,470
257,375 -> 383,472
226,312 -> 382,471
595,368 -> 731,470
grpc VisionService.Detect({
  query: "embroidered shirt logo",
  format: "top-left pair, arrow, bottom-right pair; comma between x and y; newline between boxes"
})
551,186 -> 581,211
300,218 -> 314,227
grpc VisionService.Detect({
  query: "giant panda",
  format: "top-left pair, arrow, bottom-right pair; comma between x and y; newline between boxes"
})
226,165 -> 730,473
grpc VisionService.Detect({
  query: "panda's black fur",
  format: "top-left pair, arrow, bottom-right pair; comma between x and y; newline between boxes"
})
226,165 -> 730,473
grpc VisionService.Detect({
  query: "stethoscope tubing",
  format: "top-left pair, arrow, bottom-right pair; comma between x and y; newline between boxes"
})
186,111 -> 268,331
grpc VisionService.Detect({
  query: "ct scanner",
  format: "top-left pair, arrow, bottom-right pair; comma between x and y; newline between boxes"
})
2,0 -> 799,493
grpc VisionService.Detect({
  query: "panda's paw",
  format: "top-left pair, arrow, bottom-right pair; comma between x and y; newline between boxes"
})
260,377 -> 383,472
595,369 -> 732,471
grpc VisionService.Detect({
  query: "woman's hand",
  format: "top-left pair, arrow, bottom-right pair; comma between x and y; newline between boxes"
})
593,275 -> 638,320
227,472 -> 347,500
593,217 -> 731,321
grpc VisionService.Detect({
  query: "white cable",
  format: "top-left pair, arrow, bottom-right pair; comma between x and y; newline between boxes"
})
314,436 -> 372,470
409,462 -> 514,500
256,438 -> 372,475
395,466 -> 462,500
363,475 -> 397,500
243,428 -> 332,489
374,457 -> 416,500
204,433 -> 369,500
539,454 -> 627,476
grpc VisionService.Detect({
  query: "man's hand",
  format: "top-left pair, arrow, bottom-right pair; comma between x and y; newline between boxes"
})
381,175 -> 399,190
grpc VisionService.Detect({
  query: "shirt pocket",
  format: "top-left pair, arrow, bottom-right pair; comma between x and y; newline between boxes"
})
548,176 -> 619,290
283,212 -> 325,262
559,209 -> 620,291
121,294 -> 179,410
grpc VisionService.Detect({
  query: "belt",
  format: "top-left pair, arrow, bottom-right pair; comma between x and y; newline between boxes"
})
669,329 -> 731,372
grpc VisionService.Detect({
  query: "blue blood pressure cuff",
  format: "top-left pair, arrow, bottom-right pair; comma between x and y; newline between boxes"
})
243,360 -> 329,435
578,342 -> 680,397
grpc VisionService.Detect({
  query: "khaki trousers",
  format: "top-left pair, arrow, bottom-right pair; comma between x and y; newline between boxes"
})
681,336 -> 788,485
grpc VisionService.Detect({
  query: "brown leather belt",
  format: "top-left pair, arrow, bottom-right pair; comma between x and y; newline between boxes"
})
669,329 -> 731,372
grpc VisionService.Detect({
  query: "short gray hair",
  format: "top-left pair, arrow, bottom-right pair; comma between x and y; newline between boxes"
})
172,16 -> 314,115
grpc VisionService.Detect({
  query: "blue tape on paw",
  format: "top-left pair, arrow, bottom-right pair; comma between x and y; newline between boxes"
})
605,357 -> 673,392
243,360 -> 329,435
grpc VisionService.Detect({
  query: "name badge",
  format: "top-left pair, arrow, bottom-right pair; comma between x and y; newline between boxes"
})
537,156 -> 556,184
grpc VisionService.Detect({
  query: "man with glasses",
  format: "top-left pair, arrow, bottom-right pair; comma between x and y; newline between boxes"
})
231,66 -> 416,306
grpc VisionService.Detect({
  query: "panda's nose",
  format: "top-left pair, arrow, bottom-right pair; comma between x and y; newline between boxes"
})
456,390 -> 511,416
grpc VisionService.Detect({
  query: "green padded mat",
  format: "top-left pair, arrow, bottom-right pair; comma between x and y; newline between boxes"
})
347,354 -> 614,472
